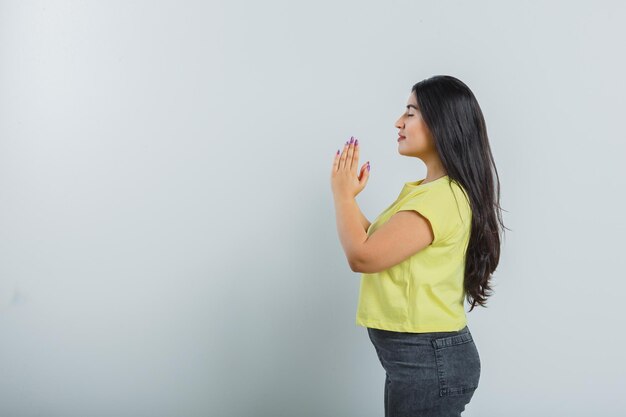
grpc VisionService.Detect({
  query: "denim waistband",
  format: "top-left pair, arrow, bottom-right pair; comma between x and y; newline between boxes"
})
368,325 -> 469,338
430,327 -> 473,349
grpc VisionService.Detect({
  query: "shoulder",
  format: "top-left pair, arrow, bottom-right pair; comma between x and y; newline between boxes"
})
425,178 -> 471,214
396,179 -> 471,243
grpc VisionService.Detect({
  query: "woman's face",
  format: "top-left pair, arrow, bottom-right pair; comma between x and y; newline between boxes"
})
394,93 -> 435,157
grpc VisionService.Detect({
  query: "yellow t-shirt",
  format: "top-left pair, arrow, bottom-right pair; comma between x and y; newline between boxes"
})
355,175 -> 472,333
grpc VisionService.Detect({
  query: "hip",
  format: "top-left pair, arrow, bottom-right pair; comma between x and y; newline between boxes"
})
367,325 -> 481,397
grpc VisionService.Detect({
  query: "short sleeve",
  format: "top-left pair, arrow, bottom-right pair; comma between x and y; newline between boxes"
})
395,191 -> 451,246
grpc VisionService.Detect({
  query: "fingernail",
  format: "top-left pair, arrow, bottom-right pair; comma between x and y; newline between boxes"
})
349,137 -> 354,144
355,139 -> 359,146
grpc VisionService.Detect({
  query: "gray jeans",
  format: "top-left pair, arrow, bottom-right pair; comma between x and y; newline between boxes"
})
367,325 -> 481,417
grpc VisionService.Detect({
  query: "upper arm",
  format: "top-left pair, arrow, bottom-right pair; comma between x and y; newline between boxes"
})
352,209 -> 434,274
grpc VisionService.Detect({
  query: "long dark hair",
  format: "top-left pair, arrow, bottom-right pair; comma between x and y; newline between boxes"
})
411,75 -> 508,312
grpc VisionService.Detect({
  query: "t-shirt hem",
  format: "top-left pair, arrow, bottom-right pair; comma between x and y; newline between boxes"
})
356,317 -> 467,333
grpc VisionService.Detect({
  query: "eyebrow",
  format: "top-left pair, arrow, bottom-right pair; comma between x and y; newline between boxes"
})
406,105 -> 419,110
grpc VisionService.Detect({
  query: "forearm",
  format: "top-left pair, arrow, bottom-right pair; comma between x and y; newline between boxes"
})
333,195 -> 368,269
358,207 -> 371,232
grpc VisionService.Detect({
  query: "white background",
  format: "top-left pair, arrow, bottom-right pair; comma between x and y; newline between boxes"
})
1,1 -> 625,416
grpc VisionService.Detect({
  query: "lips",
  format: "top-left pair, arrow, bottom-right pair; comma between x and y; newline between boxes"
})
398,135 -> 406,141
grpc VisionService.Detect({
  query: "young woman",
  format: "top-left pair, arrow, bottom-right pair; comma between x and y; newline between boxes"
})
330,75 -> 505,416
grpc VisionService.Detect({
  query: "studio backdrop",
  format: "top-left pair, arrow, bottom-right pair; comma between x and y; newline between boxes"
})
1,1 -> 625,416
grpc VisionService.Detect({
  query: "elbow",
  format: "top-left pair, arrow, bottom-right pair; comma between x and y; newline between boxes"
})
349,259 -> 360,273
349,255 -> 363,273
351,254 -> 384,274
350,244 -> 372,273
349,253 -> 371,273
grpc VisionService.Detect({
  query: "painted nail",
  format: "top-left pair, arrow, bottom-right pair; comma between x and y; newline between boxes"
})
355,139 -> 358,146
349,137 -> 354,144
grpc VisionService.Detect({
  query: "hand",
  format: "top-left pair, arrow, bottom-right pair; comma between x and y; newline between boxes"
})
331,136 -> 370,200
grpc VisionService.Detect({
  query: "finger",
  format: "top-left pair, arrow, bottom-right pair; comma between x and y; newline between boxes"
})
346,137 -> 355,171
332,148 -> 340,173
351,138 -> 359,174
339,139 -> 350,170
